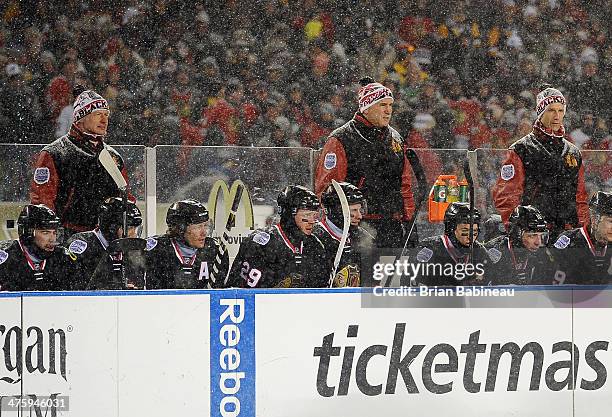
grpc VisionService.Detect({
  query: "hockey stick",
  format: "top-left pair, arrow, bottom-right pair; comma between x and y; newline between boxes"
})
463,150 -> 477,261
383,148 -> 428,287
99,148 -> 128,237
99,148 -> 131,287
328,179 -> 351,287
208,180 -> 253,287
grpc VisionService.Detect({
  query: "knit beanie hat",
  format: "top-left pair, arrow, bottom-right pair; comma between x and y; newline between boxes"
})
72,85 -> 109,124
535,85 -> 566,120
357,77 -> 394,113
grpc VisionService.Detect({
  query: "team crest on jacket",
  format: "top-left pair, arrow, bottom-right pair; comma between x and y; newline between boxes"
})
564,153 -> 578,167
487,248 -> 502,264
34,167 -> 50,184
416,247 -> 433,262
68,239 -> 88,254
0,249 -> 8,265
553,235 -> 571,249
145,237 -> 158,251
324,153 -> 337,169
253,231 -> 270,245
500,164 -> 515,180
391,138 -> 402,154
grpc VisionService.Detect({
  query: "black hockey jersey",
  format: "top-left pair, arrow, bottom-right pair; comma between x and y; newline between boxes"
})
66,229 -> 145,289
484,235 -> 554,285
312,218 -> 374,287
413,235 -> 492,286
144,235 -> 229,289
547,226 -> 612,285
0,239 -> 75,291
226,224 -> 331,288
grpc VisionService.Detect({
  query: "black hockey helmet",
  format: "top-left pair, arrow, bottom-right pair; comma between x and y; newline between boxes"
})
277,185 -> 320,223
166,199 -> 209,234
17,204 -> 60,241
98,197 -> 142,239
589,191 -> 612,216
321,182 -> 365,226
444,202 -> 481,236
508,205 -> 548,246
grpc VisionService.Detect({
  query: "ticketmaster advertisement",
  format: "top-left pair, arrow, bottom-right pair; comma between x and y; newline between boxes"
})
1,289 -> 611,416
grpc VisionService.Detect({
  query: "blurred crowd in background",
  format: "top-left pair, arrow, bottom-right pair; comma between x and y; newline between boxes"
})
0,0 -> 610,155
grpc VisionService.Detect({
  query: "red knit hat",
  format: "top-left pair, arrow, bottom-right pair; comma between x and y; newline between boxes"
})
357,81 -> 394,113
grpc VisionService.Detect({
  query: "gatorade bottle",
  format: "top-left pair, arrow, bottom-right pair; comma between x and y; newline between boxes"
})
459,179 -> 469,202
433,178 -> 447,202
447,179 -> 460,203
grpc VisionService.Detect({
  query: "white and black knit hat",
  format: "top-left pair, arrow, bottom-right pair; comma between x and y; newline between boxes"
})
72,85 -> 109,124
535,85 -> 566,120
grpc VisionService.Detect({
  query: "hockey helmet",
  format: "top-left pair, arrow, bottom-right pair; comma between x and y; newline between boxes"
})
277,185 -> 320,219
98,197 -> 142,239
589,191 -> 612,216
321,182 -> 365,226
17,204 -> 60,241
508,205 -> 548,246
444,202 -> 481,236
166,199 -> 209,233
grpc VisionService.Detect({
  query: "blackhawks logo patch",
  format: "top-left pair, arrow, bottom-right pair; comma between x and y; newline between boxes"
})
391,138 -> 402,154
564,153 -> 578,167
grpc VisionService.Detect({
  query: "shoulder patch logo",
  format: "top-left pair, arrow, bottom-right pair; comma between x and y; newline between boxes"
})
324,153 -> 337,170
553,235 -> 571,249
146,237 -> 158,251
391,138 -> 403,154
487,248 -> 502,264
34,167 -> 50,185
68,239 -> 88,255
253,231 -> 270,246
564,153 -> 578,168
500,164 -> 515,181
0,250 -> 8,265
416,247 -> 433,262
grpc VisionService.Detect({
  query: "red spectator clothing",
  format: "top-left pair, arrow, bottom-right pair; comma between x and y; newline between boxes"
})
30,127 -> 131,233
398,15 -> 434,46
490,127 -> 513,149
470,121 -> 492,149
176,118 -> 205,176
405,130 -> 443,184
202,99 -> 258,145
492,128 -> 589,232
301,121 -> 331,148
581,137 -> 612,151
289,104 -> 314,128
171,88 -> 194,118
46,75 -> 72,120
449,98 -> 482,138
470,122 -> 512,149
315,113 -> 415,221
581,138 -> 612,187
